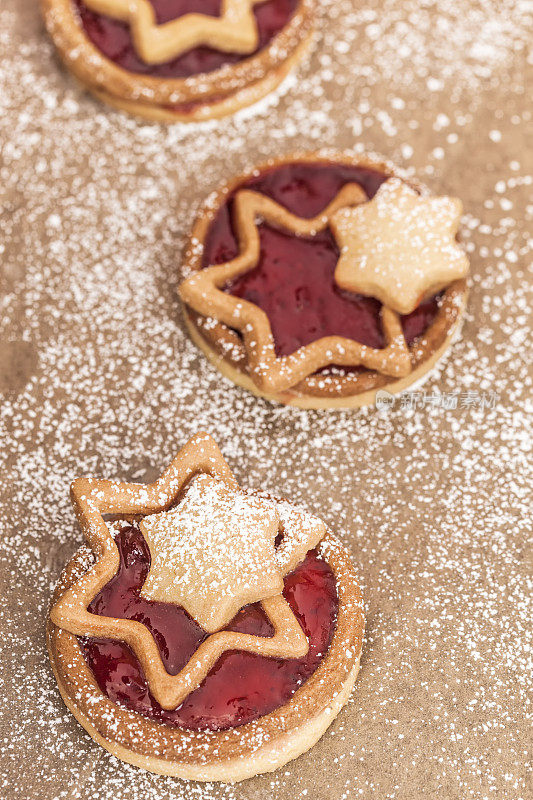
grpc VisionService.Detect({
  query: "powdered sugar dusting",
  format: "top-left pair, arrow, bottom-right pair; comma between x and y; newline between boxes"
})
0,0 -> 531,797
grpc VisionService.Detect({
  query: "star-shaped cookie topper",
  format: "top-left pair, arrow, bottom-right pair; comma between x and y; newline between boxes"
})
180,185 -> 414,393
50,433 -> 326,710
140,474 -> 284,631
83,0 -> 266,64
331,178 -> 470,315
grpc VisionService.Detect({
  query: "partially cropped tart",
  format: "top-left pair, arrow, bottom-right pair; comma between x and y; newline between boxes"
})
47,433 -> 364,782
40,0 -> 314,121
179,151 -> 470,408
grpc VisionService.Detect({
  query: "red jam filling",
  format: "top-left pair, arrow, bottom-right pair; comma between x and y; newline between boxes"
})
201,162 -> 440,360
79,524 -> 338,730
75,0 -> 297,78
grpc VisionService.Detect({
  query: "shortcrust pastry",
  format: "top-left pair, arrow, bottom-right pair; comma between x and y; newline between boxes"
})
41,0 -> 314,121
47,432 -> 364,781
179,152 -> 470,408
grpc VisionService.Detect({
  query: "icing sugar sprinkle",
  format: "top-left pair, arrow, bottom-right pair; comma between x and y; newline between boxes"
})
0,0 -> 531,798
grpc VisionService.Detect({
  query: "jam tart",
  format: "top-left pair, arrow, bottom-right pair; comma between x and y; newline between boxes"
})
41,0 -> 314,122
47,433 -> 364,782
179,151 -> 470,408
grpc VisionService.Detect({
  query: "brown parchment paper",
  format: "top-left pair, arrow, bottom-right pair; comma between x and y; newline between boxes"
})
0,1 -> 531,799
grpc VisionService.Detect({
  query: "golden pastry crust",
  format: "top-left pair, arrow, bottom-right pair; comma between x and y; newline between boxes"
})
184,286 -> 467,409
40,0 -> 315,121
47,433 -> 365,781
179,151 -> 469,408
48,532 -> 363,782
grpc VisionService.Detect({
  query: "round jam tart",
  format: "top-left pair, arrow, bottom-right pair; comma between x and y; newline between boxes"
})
40,0 -> 314,122
47,433 -> 364,782
179,151 -> 470,408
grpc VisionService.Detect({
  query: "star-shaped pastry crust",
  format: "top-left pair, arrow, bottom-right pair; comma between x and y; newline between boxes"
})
331,178 -> 470,315
140,475 -> 283,631
83,0 -> 265,65
180,185 -> 414,393
50,433 -> 326,710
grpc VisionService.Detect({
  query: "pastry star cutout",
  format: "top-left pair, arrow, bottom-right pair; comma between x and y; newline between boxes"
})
180,185 -> 414,393
140,475 -> 284,632
331,178 -> 470,315
83,0 -> 266,65
50,433 -> 326,709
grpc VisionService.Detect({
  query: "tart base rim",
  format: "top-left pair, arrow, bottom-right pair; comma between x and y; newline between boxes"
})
48,636 -> 360,782
183,291 -> 467,409
47,532 -> 364,781
81,29 -> 313,123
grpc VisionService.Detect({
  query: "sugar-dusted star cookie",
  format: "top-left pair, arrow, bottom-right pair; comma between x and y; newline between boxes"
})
140,474 -> 284,631
331,177 -> 469,315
